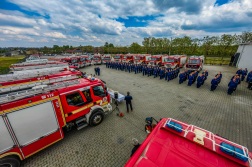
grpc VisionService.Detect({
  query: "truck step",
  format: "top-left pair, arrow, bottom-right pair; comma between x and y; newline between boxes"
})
77,122 -> 88,130
75,117 -> 86,125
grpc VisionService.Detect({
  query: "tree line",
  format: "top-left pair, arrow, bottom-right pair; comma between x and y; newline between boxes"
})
39,31 -> 252,57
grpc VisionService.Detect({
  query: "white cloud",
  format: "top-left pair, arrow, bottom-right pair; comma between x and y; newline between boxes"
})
0,13 -> 37,26
0,38 -> 6,41
43,32 -> 67,38
37,38 -> 49,42
0,0 -> 251,47
52,39 -> 57,41
0,26 -> 40,35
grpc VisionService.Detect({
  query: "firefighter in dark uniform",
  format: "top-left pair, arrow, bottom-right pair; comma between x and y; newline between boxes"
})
167,70 -> 171,81
247,71 -> 252,83
153,67 -> 157,78
179,71 -> 184,84
228,78 -> 238,95
97,67 -> 100,76
197,74 -> 203,88
211,77 -> 218,91
142,65 -> 145,76
241,68 -> 248,81
188,74 -> 193,86
134,65 -> 138,74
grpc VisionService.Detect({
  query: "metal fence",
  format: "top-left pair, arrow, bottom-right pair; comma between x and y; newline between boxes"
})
0,57 -> 27,75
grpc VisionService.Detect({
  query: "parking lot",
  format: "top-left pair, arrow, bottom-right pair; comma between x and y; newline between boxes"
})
21,64 -> 252,167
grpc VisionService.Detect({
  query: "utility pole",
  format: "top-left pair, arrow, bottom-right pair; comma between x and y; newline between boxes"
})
169,37 -> 172,56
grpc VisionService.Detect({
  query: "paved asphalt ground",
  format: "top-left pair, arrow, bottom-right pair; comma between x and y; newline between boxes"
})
21,64 -> 252,167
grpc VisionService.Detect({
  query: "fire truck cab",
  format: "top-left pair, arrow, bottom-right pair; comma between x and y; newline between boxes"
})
61,57 -> 81,68
149,55 -> 168,66
185,55 -> 204,71
134,54 -> 151,64
113,54 -> 123,63
122,54 -> 134,63
102,55 -> 111,64
0,76 -> 112,167
92,55 -> 102,65
164,55 -> 187,68
126,118 -> 252,167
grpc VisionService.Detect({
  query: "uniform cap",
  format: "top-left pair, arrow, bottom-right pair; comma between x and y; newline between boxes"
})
132,138 -> 139,145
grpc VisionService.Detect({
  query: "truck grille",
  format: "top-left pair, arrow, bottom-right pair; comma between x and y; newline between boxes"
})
188,65 -> 199,68
150,62 -> 154,66
166,64 -> 171,67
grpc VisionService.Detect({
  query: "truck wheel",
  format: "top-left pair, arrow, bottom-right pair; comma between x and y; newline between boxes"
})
0,155 -> 21,167
89,111 -> 104,126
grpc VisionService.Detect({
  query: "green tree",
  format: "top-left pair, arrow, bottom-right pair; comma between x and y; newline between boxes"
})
104,42 -> 109,47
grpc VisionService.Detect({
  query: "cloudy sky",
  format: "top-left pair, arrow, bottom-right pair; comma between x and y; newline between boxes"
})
0,0 -> 251,47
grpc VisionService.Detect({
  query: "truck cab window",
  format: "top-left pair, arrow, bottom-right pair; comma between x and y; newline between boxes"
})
175,59 -> 178,63
82,90 -> 93,103
92,85 -> 105,97
66,92 -> 84,106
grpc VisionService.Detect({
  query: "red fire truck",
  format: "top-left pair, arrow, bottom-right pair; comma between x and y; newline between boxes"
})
126,118 -> 252,167
92,55 -> 102,65
113,54 -> 123,62
122,54 -> 134,63
148,55 -> 168,66
164,55 -> 187,68
133,54 -> 151,64
83,56 -> 92,66
0,76 -> 112,166
61,57 -> 81,68
185,55 -> 204,71
102,55 -> 111,64
10,61 -> 69,71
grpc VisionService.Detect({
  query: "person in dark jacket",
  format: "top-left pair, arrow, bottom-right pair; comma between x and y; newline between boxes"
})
188,74 -> 193,86
228,78 -> 238,95
97,67 -> 100,76
236,68 -> 242,75
211,77 -> 218,91
247,71 -> 252,82
241,68 -> 248,81
197,74 -> 203,88
124,92 -> 133,113
131,138 -> 141,157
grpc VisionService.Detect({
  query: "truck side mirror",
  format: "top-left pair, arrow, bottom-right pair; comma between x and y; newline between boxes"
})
104,86 -> 108,96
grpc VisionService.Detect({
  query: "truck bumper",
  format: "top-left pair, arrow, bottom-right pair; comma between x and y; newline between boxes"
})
102,103 -> 112,114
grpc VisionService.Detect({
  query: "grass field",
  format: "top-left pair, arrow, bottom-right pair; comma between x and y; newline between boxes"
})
0,57 -> 25,72
204,57 -> 231,65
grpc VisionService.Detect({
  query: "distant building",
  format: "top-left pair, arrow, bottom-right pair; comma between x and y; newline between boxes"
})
234,42 -> 252,71
65,49 -> 83,55
26,50 -> 38,55
4,50 -> 22,57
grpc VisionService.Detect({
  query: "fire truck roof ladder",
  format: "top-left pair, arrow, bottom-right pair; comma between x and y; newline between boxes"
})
0,75 -> 79,93
1,67 -> 68,82
0,80 -> 80,104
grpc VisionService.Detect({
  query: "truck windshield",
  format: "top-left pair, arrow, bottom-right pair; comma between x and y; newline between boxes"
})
134,57 -> 141,60
71,59 -> 78,63
92,85 -> 105,97
93,57 -> 100,60
63,60 -> 71,63
80,58 -> 85,61
166,58 -> 174,62
150,58 -> 156,61
188,59 -> 200,64
86,57 -> 91,60
123,56 -> 128,59
104,57 -> 110,60
114,56 -> 121,59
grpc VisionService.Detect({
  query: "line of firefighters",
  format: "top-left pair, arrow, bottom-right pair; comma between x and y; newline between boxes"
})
106,62 -> 180,81
227,68 -> 252,95
105,62 -> 251,95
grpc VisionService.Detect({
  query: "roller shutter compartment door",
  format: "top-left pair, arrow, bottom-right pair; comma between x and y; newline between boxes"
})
0,115 -> 15,154
6,101 -> 59,148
